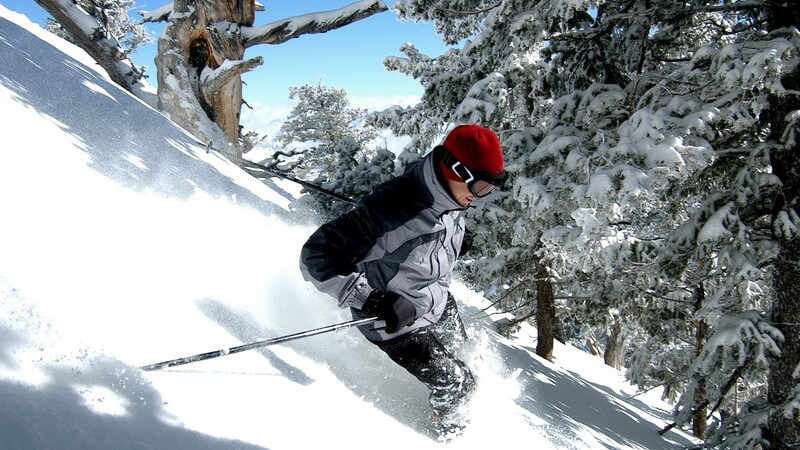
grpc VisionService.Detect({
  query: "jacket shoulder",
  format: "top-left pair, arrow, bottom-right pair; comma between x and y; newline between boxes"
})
359,160 -> 433,228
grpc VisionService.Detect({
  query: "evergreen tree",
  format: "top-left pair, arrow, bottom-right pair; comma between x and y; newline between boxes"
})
279,83 -> 392,222
278,83 -> 376,177
374,1 -> 799,445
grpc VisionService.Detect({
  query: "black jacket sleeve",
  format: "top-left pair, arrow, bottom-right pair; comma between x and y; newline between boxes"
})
298,167 -> 431,308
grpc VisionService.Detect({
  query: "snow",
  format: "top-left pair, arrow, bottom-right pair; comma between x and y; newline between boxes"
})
586,174 -> 613,201
697,202 -> 734,243
140,2 -> 173,23
82,79 -> 117,102
0,6 -> 698,450
241,0 -> 387,45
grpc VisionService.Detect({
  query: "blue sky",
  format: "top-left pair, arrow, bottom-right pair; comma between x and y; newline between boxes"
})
3,1 -> 450,106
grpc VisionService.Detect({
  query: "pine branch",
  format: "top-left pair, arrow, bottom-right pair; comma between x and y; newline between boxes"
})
627,283 -> 693,304
434,2 -> 502,17
625,377 -> 690,400
553,1 -> 767,42
471,276 -> 534,318
659,355 -> 751,435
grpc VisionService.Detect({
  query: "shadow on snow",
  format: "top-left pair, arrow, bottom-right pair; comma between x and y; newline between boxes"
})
193,298 -> 438,436
0,16 -> 286,220
0,321 -> 268,450
460,304 -> 695,450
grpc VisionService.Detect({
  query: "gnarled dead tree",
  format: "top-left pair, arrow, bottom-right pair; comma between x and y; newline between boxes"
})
37,0 -> 388,158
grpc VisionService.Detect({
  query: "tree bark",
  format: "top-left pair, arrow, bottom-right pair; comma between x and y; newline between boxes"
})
765,5 -> 800,447
536,257 -> 556,361
155,0 -> 259,156
692,285 -> 708,439
604,316 -> 624,370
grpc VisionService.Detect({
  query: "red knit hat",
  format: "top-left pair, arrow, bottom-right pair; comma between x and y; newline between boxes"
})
440,125 -> 504,182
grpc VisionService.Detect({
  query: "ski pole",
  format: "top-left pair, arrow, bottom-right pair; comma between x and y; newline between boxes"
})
140,317 -> 380,371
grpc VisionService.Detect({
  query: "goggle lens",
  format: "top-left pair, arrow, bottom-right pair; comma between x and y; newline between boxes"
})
469,180 -> 498,197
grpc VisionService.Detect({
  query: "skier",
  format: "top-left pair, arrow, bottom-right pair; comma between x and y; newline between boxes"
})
299,124 -> 506,435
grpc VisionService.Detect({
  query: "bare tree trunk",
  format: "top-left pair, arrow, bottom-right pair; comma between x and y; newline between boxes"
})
536,258 -> 555,361
692,285 -> 708,439
604,317 -> 624,370
154,0 -> 260,156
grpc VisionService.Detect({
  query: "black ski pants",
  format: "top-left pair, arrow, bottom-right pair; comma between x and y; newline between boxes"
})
371,293 -> 475,414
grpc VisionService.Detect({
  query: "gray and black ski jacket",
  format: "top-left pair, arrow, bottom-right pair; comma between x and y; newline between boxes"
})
299,148 -> 466,341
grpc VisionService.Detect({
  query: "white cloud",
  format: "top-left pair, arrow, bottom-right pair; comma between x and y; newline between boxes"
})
239,101 -> 295,138
350,95 -> 420,112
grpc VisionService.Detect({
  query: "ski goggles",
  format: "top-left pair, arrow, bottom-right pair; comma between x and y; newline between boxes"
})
442,151 -> 508,197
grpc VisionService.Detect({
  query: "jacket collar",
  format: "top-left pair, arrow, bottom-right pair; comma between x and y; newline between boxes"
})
421,149 -> 464,213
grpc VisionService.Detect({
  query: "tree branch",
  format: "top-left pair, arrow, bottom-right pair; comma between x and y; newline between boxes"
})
470,275 -> 534,318
659,362 -> 749,436
241,0 -> 388,48
34,0 -> 151,101
200,58 -> 264,99
627,283 -> 693,304
553,1 -> 767,42
139,2 -> 173,23
434,2 -> 502,17
142,1 -> 264,23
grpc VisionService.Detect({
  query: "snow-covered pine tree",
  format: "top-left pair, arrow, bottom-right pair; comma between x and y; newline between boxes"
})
278,83 -> 392,221
278,83 -> 376,176
38,0 -> 388,156
657,18 -> 800,450
370,0 -> 686,362
374,1 -> 799,445
295,139 -> 396,222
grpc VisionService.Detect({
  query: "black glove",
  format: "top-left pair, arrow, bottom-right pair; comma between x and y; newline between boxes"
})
361,290 -> 417,334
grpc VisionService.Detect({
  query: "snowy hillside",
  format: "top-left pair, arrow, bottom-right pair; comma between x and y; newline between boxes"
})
0,6 -> 697,449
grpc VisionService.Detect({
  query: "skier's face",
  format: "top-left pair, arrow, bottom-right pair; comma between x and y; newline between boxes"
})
446,178 -> 475,208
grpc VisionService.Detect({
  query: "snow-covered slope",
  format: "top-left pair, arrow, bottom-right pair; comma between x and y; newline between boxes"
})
0,6 -> 697,449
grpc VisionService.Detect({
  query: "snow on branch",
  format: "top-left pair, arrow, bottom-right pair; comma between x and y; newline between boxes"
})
139,3 -> 173,23
241,0 -> 387,48
141,2 -> 266,23
200,57 -> 264,97
552,1 -> 767,41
